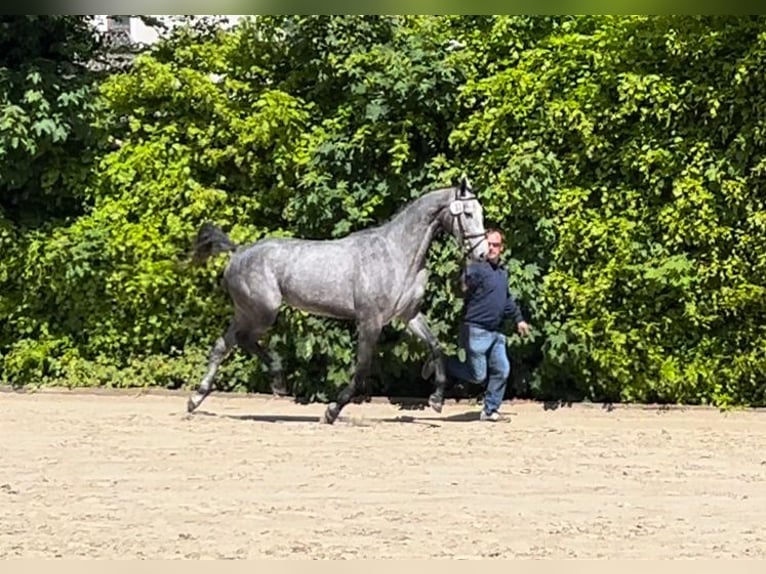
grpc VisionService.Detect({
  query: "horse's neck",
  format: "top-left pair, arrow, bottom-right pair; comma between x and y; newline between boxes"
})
382,190 -> 446,274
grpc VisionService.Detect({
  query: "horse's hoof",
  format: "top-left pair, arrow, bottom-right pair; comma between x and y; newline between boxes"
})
270,385 -> 289,397
270,375 -> 289,397
187,397 -> 198,413
428,394 -> 443,413
319,411 -> 335,424
319,403 -> 338,424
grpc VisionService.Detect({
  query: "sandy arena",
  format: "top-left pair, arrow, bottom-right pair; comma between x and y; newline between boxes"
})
1,388 -> 765,558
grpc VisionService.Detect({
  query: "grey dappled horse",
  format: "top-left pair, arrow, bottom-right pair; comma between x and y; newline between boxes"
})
186,176 -> 488,424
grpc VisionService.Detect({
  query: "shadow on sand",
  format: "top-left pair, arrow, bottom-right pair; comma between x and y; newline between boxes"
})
188,407 -> 489,427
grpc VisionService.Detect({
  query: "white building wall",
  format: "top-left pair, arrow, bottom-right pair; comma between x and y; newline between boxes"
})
91,15 -> 243,46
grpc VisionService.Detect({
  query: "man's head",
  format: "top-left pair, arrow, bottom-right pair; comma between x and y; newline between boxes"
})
485,228 -> 504,264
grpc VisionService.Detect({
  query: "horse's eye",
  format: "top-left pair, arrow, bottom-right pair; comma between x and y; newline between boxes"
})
465,212 -> 473,218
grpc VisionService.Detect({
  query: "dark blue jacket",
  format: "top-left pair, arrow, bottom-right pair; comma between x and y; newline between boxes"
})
462,260 -> 524,331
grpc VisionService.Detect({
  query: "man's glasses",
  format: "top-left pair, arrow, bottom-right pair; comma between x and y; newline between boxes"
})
487,241 -> 502,247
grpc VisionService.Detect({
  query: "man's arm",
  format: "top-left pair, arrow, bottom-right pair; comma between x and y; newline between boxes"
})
504,291 -> 531,336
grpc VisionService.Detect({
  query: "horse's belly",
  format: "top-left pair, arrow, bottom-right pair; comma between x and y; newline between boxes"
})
281,278 -> 356,320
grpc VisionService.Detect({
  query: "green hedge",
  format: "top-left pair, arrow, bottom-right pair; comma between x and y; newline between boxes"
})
2,16 -> 766,407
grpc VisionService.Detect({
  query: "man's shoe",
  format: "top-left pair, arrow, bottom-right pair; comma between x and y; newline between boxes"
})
479,410 -> 505,422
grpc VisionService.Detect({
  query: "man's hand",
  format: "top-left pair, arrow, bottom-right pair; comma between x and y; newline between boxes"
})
516,320 -> 531,337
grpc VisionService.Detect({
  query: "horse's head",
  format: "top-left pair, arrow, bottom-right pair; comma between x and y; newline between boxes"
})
439,174 -> 488,262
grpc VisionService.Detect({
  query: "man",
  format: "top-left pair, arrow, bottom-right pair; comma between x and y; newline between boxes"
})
424,228 -> 531,421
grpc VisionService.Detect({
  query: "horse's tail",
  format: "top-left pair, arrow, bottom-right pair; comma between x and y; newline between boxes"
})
191,222 -> 238,265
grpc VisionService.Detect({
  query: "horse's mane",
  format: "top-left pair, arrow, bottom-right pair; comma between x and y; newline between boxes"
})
347,186 -> 453,238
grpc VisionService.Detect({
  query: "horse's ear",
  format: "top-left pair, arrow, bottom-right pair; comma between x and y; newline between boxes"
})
459,173 -> 472,196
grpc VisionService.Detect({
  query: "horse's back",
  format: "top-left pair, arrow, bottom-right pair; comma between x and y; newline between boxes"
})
224,233 -> 406,320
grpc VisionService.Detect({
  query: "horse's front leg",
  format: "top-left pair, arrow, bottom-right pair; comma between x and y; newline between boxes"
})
321,320 -> 381,424
406,312 -> 447,413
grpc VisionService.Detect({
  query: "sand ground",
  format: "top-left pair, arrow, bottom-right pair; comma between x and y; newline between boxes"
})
1,388 -> 765,558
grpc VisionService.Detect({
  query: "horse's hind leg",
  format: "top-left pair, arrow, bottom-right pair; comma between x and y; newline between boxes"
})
255,346 -> 288,396
230,292 -> 284,395
187,323 -> 238,413
321,320 -> 382,424
406,312 -> 447,413
236,330 -> 287,396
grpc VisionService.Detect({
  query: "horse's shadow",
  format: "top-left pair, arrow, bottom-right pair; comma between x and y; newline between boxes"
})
189,408 -> 484,426
542,399 -> 615,412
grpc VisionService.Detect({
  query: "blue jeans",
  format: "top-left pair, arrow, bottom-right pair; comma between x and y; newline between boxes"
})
444,323 -> 510,415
